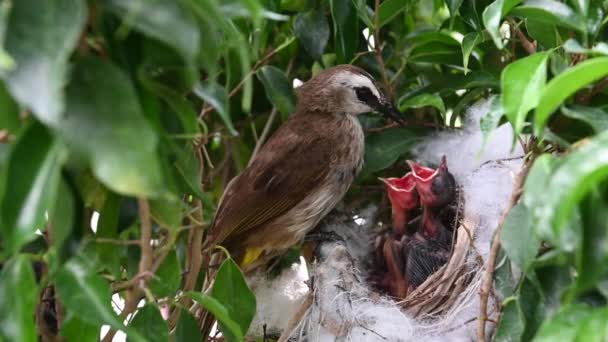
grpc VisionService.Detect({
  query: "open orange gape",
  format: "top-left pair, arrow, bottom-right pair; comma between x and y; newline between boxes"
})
370,156 -> 462,302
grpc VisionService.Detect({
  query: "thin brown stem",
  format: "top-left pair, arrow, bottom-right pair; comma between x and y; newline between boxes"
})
199,45 -> 285,119
477,154 -> 536,341
508,19 -> 536,55
373,0 -> 391,96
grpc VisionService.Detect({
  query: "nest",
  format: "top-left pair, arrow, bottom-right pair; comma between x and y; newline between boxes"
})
399,216 -> 477,318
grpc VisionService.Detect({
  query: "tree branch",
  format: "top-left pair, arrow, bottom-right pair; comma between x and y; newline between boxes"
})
476,152 -> 536,342
373,0 -> 392,96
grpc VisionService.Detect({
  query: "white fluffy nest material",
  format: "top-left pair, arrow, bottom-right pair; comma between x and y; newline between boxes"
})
248,99 -> 524,341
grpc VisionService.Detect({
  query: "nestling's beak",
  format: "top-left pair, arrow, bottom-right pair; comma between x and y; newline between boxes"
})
376,99 -> 406,126
407,156 -> 455,207
379,173 -> 419,211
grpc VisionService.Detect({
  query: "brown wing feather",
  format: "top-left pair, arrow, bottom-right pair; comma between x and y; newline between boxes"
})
205,113 -> 336,249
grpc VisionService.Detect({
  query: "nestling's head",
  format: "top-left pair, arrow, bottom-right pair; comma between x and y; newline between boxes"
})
380,172 -> 419,212
296,65 -> 404,123
407,156 -> 456,208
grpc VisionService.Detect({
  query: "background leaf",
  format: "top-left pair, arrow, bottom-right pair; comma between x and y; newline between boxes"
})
1,0 -> 86,125
0,256 -> 37,342
293,10 -> 329,60
1,122 -> 63,254
256,66 -> 296,120
58,57 -> 167,198
129,304 -> 169,342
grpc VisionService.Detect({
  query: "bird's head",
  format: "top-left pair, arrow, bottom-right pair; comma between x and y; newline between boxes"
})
379,172 -> 419,213
407,156 -> 456,208
296,65 -> 404,124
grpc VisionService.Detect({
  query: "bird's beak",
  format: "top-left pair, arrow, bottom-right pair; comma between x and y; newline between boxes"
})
376,100 -> 406,127
378,173 -> 419,210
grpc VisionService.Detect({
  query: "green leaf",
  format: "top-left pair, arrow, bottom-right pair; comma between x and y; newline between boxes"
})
461,32 -> 484,73
149,250 -> 181,298
330,0 -> 360,63
0,255 -> 37,342
58,57 -> 167,198
0,0 -> 86,125
174,309 -> 203,342
60,314 -> 100,342
256,66 -> 296,120
212,258 -> 256,341
1,122 -> 63,254
534,304 -> 607,342
378,0 -> 408,27
399,93 -> 446,114
509,0 -> 586,33
185,292 -> 244,342
106,0 -> 200,63
150,199 -> 184,233
129,304 -> 169,342
495,298 -> 525,342
50,179 -> 75,254
55,258 -> 126,332
446,0 -> 465,16
482,0 -> 522,49
526,19 -> 558,49
193,82 -> 237,136
575,191 -> 608,294
532,131 -> 608,245
138,68 -> 199,135
534,57 -> 608,135
0,82 -> 20,134
361,128 -> 420,176
96,194 -> 122,278
293,10 -> 329,60
500,203 -> 539,271
501,52 -> 549,135
561,105 -> 608,133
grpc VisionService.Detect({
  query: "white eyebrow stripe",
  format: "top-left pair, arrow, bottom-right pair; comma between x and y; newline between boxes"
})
331,72 -> 380,99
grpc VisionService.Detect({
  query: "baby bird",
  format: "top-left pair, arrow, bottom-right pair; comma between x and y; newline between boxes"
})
405,156 -> 456,288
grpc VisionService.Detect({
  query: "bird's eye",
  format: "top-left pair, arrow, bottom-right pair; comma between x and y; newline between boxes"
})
354,86 -> 375,104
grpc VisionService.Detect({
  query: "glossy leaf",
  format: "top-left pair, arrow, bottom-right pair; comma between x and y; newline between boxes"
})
186,292 -> 244,342
1,122 -> 63,254
575,191 -> 608,294
330,0 -> 360,63
461,32 -> 484,73
501,203 -> 539,271
50,179 -> 75,253
58,57 -> 167,198
526,19 -> 558,49
1,0 -> 86,125
501,52 -> 549,135
256,66 -> 296,120
398,93 -> 446,114
561,105 -> 608,133
482,0 -> 522,48
0,255 -> 37,342
531,131 -> 608,244
509,0 -> 586,32
535,57 -> 608,135
293,10 -> 329,60
361,128 -> 420,176
175,309 -> 203,342
106,0 -> 200,63
193,82 -> 237,136
212,257 -> 256,340
129,304 -> 169,342
55,258 -> 126,332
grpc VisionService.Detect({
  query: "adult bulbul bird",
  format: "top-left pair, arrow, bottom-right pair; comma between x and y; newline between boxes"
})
204,65 -> 403,271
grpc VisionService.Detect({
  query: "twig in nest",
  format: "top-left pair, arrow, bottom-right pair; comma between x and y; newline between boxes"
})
476,153 -> 536,342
